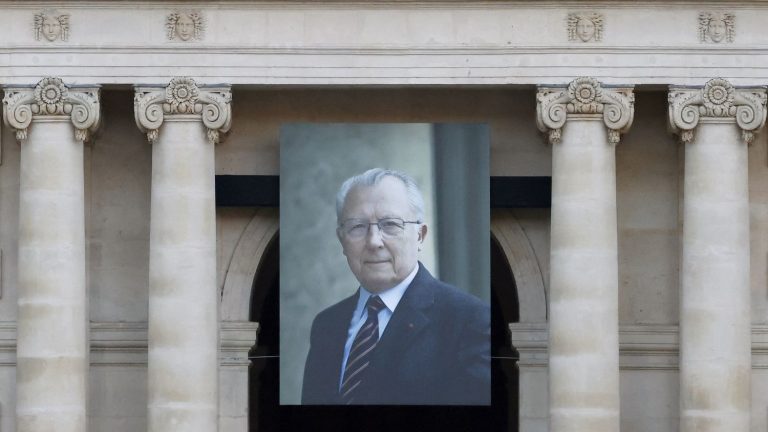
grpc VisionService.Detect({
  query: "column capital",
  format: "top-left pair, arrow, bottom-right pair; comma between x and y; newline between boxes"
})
536,76 -> 634,145
668,78 -> 767,144
2,77 -> 100,142
134,77 -> 232,145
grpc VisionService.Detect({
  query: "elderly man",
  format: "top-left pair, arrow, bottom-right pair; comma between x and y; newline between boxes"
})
301,168 -> 490,405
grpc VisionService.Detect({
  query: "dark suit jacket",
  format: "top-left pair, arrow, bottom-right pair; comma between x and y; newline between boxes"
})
301,263 -> 490,405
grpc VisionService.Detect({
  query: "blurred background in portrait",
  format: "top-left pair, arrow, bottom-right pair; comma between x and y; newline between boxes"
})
279,123 -> 489,404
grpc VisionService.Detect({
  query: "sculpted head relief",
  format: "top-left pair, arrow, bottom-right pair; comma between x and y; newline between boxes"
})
568,12 -> 603,42
34,11 -> 69,42
167,11 -> 204,41
699,12 -> 734,43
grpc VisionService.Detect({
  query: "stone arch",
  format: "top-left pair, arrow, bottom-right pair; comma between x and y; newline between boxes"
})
490,210 -> 547,323
221,208 -> 279,321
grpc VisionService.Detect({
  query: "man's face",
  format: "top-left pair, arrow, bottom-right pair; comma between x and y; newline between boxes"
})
337,177 -> 427,293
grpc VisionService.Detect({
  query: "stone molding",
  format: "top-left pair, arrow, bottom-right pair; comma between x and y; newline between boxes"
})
2,77 -> 100,142
536,76 -> 634,145
0,321 -> 12,366
0,321 -> 258,367
5,48 -> 768,86
5,3 -> 768,86
89,321 -> 258,367
510,322 -> 768,370
490,210 -> 547,323
2,321 -> 767,369
134,77 -> 232,144
668,77 -> 767,144
6,4 -> 768,86
221,208 -> 278,322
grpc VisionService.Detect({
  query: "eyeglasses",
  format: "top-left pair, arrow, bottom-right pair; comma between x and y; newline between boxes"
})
339,217 -> 421,239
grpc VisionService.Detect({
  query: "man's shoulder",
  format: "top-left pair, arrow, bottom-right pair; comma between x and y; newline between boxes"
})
430,279 -> 488,316
409,268 -> 490,351
412,265 -> 488,317
311,292 -> 358,326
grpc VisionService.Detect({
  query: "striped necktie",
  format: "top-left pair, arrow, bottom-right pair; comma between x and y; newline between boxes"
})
340,295 -> 386,404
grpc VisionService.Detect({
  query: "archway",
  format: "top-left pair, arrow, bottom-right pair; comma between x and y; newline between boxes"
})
248,235 -> 279,432
237,210 -> 542,431
491,210 -> 549,432
490,234 -> 520,431
221,208 -> 279,322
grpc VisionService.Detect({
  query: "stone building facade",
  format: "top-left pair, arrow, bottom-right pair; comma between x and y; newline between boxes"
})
0,1 -> 767,432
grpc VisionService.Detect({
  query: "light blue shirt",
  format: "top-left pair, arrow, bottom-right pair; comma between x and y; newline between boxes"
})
338,265 -> 419,390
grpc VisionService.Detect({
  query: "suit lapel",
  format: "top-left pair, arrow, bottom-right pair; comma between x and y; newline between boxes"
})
325,291 -> 360,396
372,264 -> 435,367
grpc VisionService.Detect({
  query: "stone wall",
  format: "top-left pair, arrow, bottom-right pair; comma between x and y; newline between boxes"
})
1,85 -> 767,430
0,1 -> 767,431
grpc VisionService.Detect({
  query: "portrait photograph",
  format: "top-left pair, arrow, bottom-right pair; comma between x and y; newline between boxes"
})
279,123 -> 491,406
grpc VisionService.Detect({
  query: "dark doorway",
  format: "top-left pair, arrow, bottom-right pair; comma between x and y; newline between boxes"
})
490,235 -> 521,431
248,233 -> 520,431
248,235 -> 279,432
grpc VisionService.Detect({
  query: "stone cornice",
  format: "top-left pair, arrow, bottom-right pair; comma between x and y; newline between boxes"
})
134,77 -> 232,145
2,77 -> 100,142
1,2 -> 767,11
668,77 -> 767,144
7,4 -> 768,86
536,76 -> 634,145
510,322 -> 768,370
0,321 -> 259,367
3,320 -> 767,369
6,48 -> 768,86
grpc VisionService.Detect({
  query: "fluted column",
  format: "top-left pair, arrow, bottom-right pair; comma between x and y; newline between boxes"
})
135,77 -> 231,432
669,78 -> 765,432
536,77 -> 634,432
3,77 -> 100,432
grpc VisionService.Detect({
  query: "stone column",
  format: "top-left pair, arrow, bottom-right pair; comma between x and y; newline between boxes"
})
669,78 -> 766,432
135,77 -> 231,432
3,77 -> 100,432
536,77 -> 634,432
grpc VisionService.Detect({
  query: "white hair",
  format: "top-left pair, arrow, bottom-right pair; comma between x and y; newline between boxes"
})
336,168 -> 425,224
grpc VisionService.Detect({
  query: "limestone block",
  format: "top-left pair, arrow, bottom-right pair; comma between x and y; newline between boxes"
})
5,5 -> 768,85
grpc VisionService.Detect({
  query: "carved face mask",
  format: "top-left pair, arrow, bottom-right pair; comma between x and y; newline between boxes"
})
708,19 -> 726,43
576,18 -> 596,42
175,14 -> 194,41
42,15 -> 62,41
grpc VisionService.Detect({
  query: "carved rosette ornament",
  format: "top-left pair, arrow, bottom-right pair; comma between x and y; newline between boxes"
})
669,78 -> 766,144
536,77 -> 634,145
2,77 -> 100,142
134,77 -> 231,144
